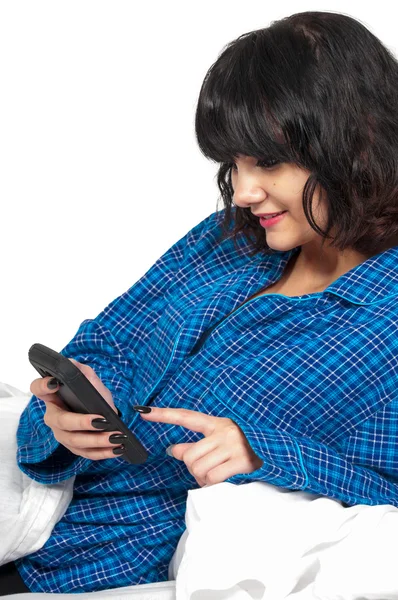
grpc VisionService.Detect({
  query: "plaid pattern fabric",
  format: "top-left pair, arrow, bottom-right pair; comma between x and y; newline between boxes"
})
16,208 -> 398,592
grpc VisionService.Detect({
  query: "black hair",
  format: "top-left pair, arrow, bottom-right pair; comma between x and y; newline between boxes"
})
194,10 -> 398,257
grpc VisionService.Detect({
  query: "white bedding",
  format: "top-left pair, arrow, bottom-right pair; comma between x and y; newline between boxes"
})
2,381 -> 398,600
175,482 -> 398,600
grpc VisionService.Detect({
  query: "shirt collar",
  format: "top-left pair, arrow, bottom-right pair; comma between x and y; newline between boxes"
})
262,245 -> 398,305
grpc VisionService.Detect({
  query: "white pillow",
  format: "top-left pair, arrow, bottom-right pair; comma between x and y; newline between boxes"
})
0,382 -> 74,565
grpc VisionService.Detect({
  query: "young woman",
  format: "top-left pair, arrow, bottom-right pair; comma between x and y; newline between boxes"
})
4,9 -> 398,596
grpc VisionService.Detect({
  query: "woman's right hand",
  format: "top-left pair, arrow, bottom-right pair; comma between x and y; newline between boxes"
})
29,359 -> 126,460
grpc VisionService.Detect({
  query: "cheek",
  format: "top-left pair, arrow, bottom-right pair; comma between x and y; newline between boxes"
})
296,183 -> 328,225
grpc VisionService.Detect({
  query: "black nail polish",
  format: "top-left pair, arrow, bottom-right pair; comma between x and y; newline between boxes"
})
47,378 -> 58,389
91,418 -> 110,430
109,434 -> 128,444
132,405 -> 152,413
112,444 -> 125,455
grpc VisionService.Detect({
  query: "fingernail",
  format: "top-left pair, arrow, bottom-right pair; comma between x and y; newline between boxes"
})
109,434 -> 128,444
133,405 -> 152,413
165,445 -> 174,457
112,444 -> 125,455
91,418 -> 110,429
47,378 -> 58,389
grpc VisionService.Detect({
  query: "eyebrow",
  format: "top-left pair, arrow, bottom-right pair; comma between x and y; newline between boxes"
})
233,155 -> 260,163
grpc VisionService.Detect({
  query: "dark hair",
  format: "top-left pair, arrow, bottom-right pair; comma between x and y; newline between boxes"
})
194,10 -> 398,257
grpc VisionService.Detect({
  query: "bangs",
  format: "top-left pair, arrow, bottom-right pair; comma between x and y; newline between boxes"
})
194,29 -> 308,167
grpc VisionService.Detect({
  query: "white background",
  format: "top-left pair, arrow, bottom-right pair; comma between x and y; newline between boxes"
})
0,1 -> 396,392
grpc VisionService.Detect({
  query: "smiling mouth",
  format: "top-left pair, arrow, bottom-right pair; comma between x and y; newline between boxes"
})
260,211 -> 287,220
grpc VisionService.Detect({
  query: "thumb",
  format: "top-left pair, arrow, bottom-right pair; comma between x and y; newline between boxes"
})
166,442 -> 194,460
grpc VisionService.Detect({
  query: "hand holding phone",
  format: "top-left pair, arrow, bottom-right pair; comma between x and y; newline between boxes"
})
28,343 -> 148,464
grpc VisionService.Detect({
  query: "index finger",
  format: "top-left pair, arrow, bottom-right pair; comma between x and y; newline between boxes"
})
45,400 -> 114,432
30,376 -> 107,431
137,406 -> 217,436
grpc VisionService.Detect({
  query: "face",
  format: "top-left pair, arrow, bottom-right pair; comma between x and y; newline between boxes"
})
231,155 -> 329,253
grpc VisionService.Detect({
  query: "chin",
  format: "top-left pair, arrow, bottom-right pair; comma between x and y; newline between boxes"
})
265,238 -> 297,253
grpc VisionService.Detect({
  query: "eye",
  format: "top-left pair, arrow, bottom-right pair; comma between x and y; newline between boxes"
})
231,159 -> 279,171
256,158 -> 279,169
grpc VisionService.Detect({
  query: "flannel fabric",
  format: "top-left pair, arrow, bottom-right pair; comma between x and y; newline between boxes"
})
16,208 -> 398,592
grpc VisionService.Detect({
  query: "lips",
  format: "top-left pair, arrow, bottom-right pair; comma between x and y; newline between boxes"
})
261,211 -> 286,219
258,211 -> 288,228
254,211 -> 286,218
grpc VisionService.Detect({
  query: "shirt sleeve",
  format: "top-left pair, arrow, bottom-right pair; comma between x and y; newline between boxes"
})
17,211 -> 221,484
225,397 -> 398,507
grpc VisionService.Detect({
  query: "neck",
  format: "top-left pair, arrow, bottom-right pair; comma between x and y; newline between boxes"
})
289,243 -> 372,288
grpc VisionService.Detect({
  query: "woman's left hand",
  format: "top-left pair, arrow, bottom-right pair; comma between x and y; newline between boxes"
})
136,406 -> 264,487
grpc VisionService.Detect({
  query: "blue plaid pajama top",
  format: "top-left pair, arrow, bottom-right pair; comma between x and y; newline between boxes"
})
16,208 -> 398,593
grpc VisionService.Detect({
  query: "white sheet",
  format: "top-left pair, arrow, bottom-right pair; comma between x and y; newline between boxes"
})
7,581 -> 176,599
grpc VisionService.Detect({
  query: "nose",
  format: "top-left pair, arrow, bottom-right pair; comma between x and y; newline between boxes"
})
232,177 -> 268,210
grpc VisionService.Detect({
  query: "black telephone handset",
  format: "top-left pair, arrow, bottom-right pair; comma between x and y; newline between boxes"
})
28,343 -> 148,464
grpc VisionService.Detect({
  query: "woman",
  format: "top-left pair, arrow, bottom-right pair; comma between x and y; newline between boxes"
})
3,9 -> 398,595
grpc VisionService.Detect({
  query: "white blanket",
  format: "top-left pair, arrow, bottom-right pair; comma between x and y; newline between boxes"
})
173,482 -> 398,600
